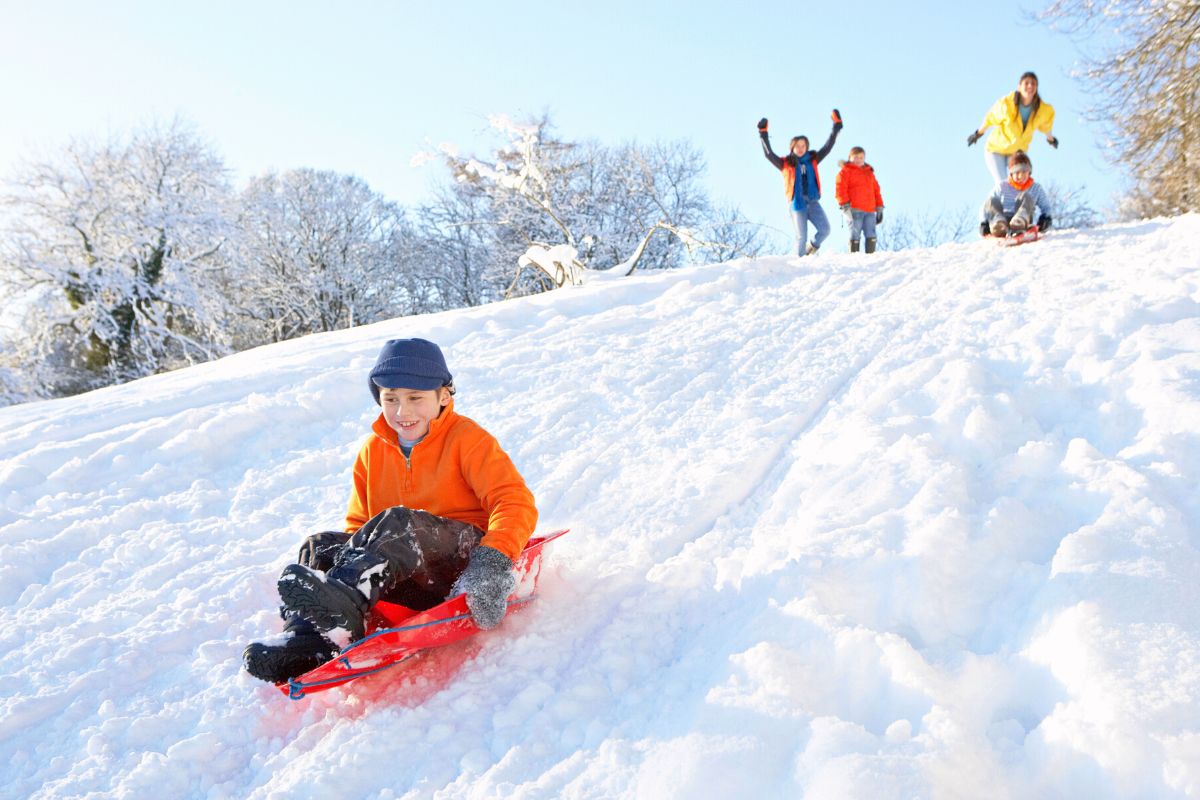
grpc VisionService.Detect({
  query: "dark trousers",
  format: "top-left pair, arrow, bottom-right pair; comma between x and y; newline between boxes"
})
984,194 -> 1035,228
296,507 -> 483,611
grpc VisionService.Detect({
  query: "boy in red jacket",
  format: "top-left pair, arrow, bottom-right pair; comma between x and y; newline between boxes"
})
243,338 -> 538,684
835,146 -> 885,253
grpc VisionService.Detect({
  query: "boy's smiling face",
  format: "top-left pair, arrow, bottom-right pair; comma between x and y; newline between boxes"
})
379,386 -> 451,441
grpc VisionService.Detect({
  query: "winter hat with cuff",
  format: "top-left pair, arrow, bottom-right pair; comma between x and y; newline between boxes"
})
369,338 -> 453,404
1007,151 -> 1032,173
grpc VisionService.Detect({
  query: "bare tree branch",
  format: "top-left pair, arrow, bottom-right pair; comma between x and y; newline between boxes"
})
1038,0 -> 1200,216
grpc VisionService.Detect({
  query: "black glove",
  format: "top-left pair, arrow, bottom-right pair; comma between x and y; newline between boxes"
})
1037,214 -> 1051,232
980,221 -> 990,237
967,131 -> 982,146
1047,135 -> 1059,149
831,108 -> 843,131
452,545 -> 518,629
757,117 -> 768,133
876,208 -> 884,225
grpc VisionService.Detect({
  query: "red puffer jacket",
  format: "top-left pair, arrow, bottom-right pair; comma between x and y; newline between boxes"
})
834,161 -> 884,213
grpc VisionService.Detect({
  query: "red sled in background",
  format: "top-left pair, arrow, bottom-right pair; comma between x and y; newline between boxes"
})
999,225 -> 1041,246
279,528 -> 569,699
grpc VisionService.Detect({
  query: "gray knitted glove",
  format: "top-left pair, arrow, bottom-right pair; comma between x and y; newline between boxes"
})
452,545 -> 517,629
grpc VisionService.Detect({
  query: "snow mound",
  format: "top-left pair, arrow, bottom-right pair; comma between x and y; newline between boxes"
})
2,215 -> 1199,798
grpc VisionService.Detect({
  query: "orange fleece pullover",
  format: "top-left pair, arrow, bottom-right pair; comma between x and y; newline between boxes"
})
344,398 -> 538,561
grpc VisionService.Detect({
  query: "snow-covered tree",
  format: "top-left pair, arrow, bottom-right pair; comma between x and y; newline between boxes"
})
0,119 -> 232,397
411,184 -> 499,309
1042,181 -> 1102,230
1039,0 -> 1200,217
424,115 -> 764,296
229,169 -> 418,344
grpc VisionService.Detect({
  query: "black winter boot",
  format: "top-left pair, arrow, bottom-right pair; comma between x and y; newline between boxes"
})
277,563 -> 370,641
243,617 -> 339,683
865,238 -> 877,254
850,240 -> 860,253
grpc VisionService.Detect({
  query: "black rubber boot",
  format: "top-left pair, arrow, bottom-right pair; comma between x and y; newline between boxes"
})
850,240 -> 860,253
277,563 -> 370,641
243,617 -> 339,683
865,238 -> 877,254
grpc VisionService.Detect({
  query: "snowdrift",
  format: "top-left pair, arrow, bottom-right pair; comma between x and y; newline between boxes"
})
2,216 -> 1199,798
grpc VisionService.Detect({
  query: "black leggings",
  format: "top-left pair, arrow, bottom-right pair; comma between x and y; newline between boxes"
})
296,507 -> 483,611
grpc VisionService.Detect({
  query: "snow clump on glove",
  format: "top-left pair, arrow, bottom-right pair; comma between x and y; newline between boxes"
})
452,545 -> 518,630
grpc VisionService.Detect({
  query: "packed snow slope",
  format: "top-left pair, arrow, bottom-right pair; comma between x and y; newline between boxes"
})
2,216 -> 1199,799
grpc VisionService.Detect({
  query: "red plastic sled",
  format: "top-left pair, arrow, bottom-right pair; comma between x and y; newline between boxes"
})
999,225 -> 1040,246
279,528 -> 568,699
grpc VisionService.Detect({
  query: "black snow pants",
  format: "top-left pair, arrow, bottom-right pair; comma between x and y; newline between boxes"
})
296,507 -> 483,611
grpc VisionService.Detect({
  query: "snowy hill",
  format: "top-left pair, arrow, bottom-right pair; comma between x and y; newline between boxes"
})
2,216 -> 1199,799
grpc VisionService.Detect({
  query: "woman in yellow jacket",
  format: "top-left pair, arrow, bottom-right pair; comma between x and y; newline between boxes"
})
968,71 -> 1059,184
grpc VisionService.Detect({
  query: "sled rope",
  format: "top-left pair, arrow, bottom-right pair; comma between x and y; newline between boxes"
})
285,595 -> 537,700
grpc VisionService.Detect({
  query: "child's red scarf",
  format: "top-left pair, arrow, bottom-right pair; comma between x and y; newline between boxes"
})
1008,175 -> 1033,191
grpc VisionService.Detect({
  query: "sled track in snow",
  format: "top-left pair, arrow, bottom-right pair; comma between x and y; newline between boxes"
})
659,255 -> 932,561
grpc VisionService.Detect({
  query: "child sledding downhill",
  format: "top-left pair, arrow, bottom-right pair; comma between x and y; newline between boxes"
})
980,150 -> 1053,243
758,109 -> 843,257
242,338 -> 538,685
834,146 -> 885,253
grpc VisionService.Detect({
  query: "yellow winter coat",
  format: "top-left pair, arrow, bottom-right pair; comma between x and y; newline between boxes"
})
981,93 -> 1055,155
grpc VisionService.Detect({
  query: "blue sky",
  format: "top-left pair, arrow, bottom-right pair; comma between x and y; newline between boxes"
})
0,1 -> 1123,252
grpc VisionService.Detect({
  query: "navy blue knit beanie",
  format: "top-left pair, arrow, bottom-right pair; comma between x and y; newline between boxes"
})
368,338 -> 453,404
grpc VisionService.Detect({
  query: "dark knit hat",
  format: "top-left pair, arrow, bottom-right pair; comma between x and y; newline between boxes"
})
368,338 -> 452,403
